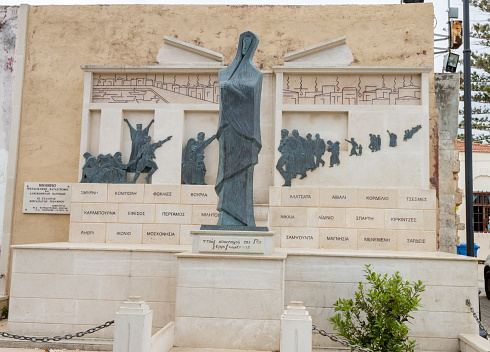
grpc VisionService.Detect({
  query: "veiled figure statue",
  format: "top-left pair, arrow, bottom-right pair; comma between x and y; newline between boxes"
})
215,31 -> 263,226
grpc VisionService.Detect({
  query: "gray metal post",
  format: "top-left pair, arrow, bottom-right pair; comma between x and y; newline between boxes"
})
463,0 -> 474,256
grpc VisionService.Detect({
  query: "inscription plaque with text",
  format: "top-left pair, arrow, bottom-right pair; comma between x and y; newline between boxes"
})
199,236 -> 265,254
23,182 -> 72,214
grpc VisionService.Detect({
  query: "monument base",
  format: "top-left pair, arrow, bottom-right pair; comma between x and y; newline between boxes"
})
191,229 -> 275,255
6,242 -> 479,351
173,251 -> 286,350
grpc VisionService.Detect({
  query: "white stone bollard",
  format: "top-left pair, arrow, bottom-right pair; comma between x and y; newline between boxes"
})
280,301 -> 312,352
113,296 -> 153,352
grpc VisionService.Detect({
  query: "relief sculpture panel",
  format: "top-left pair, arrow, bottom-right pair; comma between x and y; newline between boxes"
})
92,73 -> 219,104
283,74 -> 421,105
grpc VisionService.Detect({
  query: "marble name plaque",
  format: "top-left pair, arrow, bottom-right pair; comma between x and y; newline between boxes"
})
199,235 -> 265,254
23,182 -> 72,214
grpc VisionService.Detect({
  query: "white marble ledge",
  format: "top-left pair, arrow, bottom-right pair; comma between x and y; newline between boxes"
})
10,242 -> 192,253
81,65 -> 225,73
175,251 -> 287,261
169,348 -> 275,352
459,334 -> 490,351
192,230 -> 274,237
276,247 -> 478,262
272,66 -> 433,74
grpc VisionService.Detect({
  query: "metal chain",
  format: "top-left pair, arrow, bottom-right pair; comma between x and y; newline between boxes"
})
466,299 -> 489,336
312,324 -> 375,352
0,320 -> 114,342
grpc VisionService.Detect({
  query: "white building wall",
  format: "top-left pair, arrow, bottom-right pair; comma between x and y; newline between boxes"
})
0,6 -> 19,245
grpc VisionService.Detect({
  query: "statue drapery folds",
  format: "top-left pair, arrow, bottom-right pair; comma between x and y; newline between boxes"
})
215,31 -> 263,227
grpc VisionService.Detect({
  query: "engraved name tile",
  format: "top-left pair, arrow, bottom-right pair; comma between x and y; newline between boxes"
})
280,227 -> 319,249
69,223 -> 106,243
108,184 -> 145,203
144,184 -> 181,204
181,185 -> 217,205
396,230 -> 436,252
143,224 -> 180,245
385,209 -> 424,230
118,203 -> 155,224
281,187 -> 319,207
397,189 -> 436,210
357,189 -> 397,209
106,223 -> 143,244
319,188 -> 358,208
192,205 -> 220,225
72,183 -> 108,203
345,208 -> 384,229
269,207 -> 307,227
319,228 -> 358,250
307,208 -> 346,228
358,229 -> 396,251
156,204 -> 192,224
81,203 -> 118,223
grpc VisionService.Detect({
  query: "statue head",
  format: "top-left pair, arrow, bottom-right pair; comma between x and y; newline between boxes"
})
197,132 -> 205,141
137,124 -> 142,131
315,133 -> 320,139
281,129 -> 289,138
306,133 -> 312,140
292,129 -> 299,137
242,35 -> 253,56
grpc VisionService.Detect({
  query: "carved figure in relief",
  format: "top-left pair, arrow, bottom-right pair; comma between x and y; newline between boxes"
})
305,133 -> 316,171
80,152 -> 99,183
276,129 -> 295,187
215,31 -> 263,226
96,152 -> 127,183
327,140 -> 341,167
387,130 -> 397,147
124,119 -> 154,172
291,129 -> 307,179
313,133 -> 326,167
403,125 -> 422,141
80,152 -> 127,183
345,137 -> 359,156
129,135 -> 172,184
368,133 -> 381,152
358,144 -> 363,156
182,132 -> 216,185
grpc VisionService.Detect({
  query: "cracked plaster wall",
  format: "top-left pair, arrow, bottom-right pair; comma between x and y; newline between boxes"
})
435,73 -> 462,254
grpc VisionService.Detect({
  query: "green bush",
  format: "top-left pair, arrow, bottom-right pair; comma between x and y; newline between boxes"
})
328,264 -> 425,352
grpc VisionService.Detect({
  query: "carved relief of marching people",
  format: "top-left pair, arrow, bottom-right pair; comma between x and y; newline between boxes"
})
276,129 -> 326,186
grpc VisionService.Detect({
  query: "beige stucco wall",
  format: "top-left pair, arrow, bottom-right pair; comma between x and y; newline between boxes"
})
11,4 -> 434,247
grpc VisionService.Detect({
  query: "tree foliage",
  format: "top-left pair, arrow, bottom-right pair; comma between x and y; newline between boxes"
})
458,1 -> 490,143
328,265 -> 425,352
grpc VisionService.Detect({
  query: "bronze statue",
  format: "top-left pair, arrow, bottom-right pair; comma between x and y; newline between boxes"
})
215,31 -> 262,227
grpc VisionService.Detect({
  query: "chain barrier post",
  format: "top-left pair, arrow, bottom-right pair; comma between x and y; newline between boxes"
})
280,301 -> 312,352
113,296 -> 153,352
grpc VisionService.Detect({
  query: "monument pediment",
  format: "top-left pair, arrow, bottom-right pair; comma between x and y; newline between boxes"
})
284,36 -> 353,67
156,36 -> 224,66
